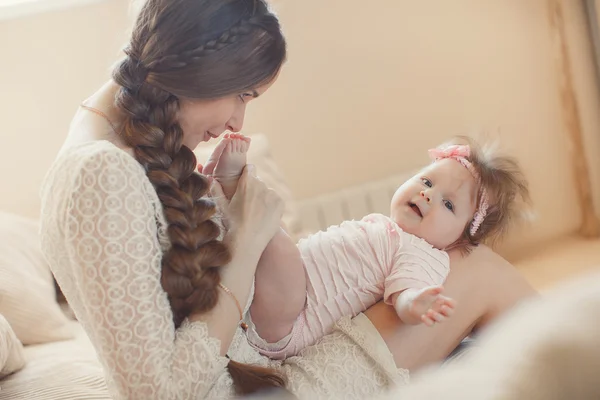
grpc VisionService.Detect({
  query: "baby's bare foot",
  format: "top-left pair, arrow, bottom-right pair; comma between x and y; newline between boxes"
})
213,133 -> 251,199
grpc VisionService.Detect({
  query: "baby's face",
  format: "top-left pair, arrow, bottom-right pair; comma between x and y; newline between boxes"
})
390,159 -> 478,250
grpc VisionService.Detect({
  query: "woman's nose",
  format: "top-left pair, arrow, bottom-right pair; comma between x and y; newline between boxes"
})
227,104 -> 246,133
227,122 -> 242,133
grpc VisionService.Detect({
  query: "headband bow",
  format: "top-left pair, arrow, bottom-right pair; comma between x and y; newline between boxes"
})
428,144 -> 470,160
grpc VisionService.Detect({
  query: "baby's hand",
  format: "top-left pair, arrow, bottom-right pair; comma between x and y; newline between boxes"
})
407,285 -> 456,327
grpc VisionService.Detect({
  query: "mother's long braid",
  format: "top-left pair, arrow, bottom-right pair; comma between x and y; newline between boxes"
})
113,59 -> 230,327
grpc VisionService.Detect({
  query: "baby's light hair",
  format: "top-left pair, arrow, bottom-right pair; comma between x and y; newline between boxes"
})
433,136 -> 532,251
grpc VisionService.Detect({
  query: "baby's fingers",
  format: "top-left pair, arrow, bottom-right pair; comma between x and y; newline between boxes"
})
427,309 -> 446,323
423,285 -> 444,297
421,314 -> 436,327
439,305 -> 454,318
437,295 -> 456,309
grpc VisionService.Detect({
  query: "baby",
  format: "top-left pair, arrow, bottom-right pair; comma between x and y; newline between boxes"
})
206,133 -> 530,359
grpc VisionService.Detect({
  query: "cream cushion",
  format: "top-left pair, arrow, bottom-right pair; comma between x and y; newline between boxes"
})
0,314 -> 25,379
0,321 -> 109,400
0,211 -> 74,345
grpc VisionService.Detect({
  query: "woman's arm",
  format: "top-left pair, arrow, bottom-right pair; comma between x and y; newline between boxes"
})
364,244 -> 537,371
187,225 -> 265,354
382,271 -> 600,400
48,148 -> 230,400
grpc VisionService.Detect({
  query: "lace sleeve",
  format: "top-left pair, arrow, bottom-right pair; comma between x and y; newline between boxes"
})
42,144 -> 229,400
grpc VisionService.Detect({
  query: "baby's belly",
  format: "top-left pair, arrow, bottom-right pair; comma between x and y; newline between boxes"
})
302,278 -> 383,344
297,220 -> 390,342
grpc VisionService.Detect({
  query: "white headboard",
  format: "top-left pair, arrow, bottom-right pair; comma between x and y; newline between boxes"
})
294,170 -> 416,235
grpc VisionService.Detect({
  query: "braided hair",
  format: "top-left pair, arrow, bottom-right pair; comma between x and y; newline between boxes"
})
112,0 -> 287,396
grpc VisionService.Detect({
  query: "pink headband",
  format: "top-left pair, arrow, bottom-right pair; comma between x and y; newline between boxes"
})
427,145 -> 489,236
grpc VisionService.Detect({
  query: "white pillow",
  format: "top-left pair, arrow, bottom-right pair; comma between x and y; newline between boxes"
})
194,133 -> 307,241
0,212 -> 74,345
0,314 -> 25,378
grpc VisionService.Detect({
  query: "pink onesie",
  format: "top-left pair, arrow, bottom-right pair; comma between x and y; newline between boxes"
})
246,213 -> 450,359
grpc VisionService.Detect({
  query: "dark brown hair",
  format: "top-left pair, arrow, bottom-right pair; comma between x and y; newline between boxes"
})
437,136 -> 532,252
112,0 -> 287,396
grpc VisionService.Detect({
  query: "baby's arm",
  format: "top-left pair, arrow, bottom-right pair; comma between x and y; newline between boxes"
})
205,134 -> 307,344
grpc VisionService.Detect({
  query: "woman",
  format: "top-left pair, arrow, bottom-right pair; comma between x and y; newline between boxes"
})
39,0 -> 536,399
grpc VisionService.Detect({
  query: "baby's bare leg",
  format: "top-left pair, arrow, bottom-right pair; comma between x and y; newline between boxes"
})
209,134 -> 307,343
210,134 -> 306,343
250,228 -> 307,343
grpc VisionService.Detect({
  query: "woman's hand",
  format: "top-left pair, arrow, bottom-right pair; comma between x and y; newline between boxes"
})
211,164 -> 284,256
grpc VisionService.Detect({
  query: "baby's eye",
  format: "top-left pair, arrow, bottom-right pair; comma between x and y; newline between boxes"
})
421,177 -> 433,187
443,200 -> 454,212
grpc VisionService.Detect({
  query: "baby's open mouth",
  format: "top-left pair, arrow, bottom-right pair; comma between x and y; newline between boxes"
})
409,202 -> 423,217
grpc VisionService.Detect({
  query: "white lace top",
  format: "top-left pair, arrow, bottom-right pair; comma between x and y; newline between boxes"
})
40,140 -> 408,400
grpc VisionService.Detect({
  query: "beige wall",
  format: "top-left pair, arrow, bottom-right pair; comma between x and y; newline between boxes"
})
1,0 -> 599,258
0,0 -> 128,218
242,0 -> 600,257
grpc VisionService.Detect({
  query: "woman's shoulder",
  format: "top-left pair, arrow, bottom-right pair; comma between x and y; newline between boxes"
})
43,140 -> 145,190
39,138 -> 168,252
55,139 -> 140,171
40,140 -> 156,220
